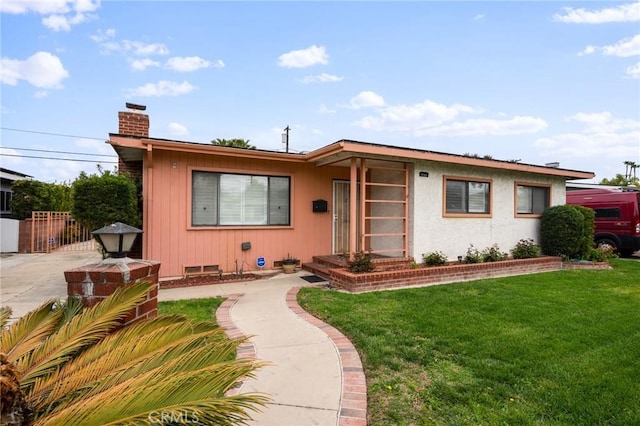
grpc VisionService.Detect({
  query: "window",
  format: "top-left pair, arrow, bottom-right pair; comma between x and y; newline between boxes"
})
0,190 -> 12,213
594,208 -> 620,219
192,171 -> 290,226
516,183 -> 550,216
444,177 -> 491,216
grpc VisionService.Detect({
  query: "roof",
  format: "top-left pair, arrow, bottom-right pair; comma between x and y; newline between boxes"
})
0,168 -> 33,181
108,133 -> 594,180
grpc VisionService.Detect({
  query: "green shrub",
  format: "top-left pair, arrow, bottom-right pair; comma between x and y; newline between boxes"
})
71,170 -> 140,232
348,251 -> 374,273
587,245 -> 618,262
482,244 -> 508,262
422,251 -> 448,267
511,238 -> 540,259
573,205 -> 596,258
462,244 -> 483,264
541,205 -> 586,259
10,180 -> 72,219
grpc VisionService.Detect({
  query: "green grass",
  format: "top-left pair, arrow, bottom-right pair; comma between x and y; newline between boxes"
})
298,259 -> 640,425
157,297 -> 225,323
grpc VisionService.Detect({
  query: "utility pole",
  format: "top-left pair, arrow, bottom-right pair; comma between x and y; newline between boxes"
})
282,126 -> 290,153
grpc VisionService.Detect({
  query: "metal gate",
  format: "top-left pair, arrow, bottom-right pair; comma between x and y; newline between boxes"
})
30,212 -> 96,253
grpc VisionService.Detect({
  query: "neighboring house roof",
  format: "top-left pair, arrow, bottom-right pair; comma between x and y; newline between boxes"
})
0,168 -> 33,182
108,134 -> 594,180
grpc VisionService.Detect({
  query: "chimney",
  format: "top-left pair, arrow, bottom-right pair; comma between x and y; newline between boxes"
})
118,103 -> 149,137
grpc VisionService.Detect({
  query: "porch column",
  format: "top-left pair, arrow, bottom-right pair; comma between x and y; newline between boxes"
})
349,158 -> 358,259
360,158 -> 367,252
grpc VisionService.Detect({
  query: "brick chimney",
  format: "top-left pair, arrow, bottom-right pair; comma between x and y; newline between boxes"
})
118,103 -> 149,137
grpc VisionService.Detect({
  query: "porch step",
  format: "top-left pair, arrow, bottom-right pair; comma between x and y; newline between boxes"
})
302,262 -> 333,281
311,255 -> 348,269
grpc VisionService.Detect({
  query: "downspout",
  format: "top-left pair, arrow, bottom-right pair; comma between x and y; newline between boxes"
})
144,144 -> 153,259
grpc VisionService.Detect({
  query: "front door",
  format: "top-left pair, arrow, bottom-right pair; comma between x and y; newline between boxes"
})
333,180 -> 360,254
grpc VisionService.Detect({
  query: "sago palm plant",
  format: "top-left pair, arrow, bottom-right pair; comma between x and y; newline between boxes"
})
0,282 -> 268,425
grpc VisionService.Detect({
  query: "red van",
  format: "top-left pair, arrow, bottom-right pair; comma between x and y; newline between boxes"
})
566,188 -> 640,257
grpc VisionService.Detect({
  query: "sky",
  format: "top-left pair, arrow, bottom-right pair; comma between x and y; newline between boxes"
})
1,0 -> 639,184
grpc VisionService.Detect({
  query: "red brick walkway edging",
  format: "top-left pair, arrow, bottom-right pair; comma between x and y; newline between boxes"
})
287,286 -> 368,426
215,294 -> 257,396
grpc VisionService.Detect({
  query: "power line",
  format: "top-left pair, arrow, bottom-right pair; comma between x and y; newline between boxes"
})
0,153 -> 118,164
0,146 -> 117,158
0,127 -> 105,141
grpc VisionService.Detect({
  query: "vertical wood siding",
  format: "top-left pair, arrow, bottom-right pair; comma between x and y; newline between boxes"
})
145,151 -> 349,278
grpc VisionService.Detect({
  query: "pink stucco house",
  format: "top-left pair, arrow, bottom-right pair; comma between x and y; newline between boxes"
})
109,104 -> 594,280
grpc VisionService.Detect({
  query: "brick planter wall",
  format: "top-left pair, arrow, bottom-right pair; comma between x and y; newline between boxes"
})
330,256 -> 563,292
65,259 -> 160,325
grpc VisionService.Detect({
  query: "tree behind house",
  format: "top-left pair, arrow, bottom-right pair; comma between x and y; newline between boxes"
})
211,138 -> 256,149
9,180 -> 72,220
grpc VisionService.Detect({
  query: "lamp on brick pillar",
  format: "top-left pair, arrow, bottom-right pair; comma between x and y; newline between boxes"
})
92,222 -> 143,259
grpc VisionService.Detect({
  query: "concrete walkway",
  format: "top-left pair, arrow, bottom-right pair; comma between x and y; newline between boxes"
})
160,272 -> 368,426
0,251 -> 102,321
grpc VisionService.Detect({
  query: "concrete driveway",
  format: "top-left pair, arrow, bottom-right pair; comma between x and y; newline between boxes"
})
0,251 -> 102,321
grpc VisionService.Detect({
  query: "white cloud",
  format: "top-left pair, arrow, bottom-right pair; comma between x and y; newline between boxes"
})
1,0 -> 100,31
319,104 -> 336,114
473,14 -> 485,20
278,45 -> 329,68
578,45 -> 597,56
312,129 -> 323,135
130,58 -> 160,71
347,91 -> 386,110
167,122 -> 189,136
626,61 -> 640,78
165,56 -> 211,72
349,95 -> 544,137
416,116 -> 548,137
1,52 -> 69,89
122,40 -> 169,56
354,99 -> 479,132
553,2 -> 640,24
75,138 -> 114,155
95,37 -> 169,57
125,80 -> 196,97
34,90 -> 48,98
301,73 -> 343,84
535,131 -> 640,158
213,59 -> 225,69
535,112 -> 640,159
567,112 -> 639,133
0,146 -> 23,166
90,28 -> 116,43
581,34 -> 640,58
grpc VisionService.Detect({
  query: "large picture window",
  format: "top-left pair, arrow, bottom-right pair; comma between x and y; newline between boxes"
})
192,171 -> 290,226
516,183 -> 550,216
444,177 -> 491,216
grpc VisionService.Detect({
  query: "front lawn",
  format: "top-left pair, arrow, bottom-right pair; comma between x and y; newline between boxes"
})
158,297 -> 225,322
298,259 -> 640,425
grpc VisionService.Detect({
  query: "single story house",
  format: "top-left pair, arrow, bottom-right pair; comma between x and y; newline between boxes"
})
109,105 -> 594,280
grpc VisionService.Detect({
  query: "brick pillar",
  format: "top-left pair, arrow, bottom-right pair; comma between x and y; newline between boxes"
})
65,259 -> 160,325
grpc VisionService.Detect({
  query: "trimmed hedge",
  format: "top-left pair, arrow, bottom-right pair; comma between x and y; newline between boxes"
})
541,204 -> 594,259
71,170 -> 140,232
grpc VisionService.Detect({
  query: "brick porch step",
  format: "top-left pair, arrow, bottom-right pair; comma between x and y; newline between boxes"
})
301,261 -> 333,280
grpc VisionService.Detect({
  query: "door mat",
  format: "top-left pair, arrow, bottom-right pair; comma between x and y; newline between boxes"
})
299,275 -> 327,283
